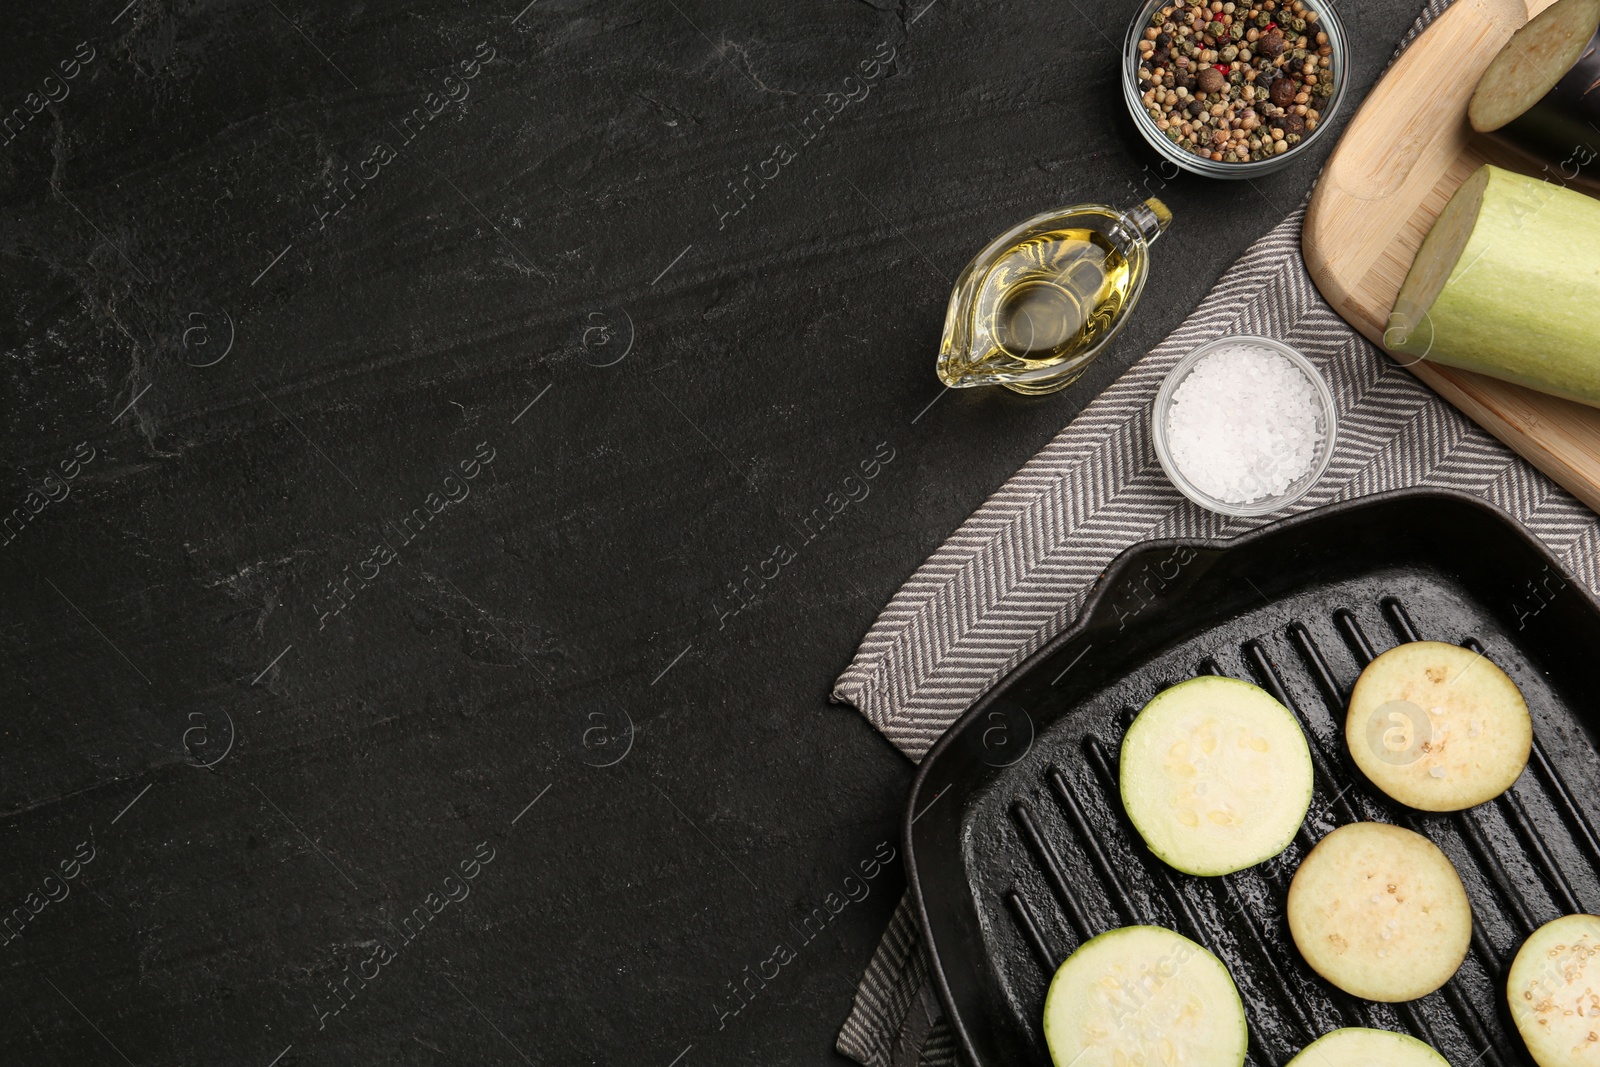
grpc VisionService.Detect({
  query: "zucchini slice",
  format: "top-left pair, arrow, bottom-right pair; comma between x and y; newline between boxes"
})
1287,823 -> 1473,1002
1285,1027 -> 1451,1067
1506,913 -> 1600,1067
1043,925 -> 1247,1067
1121,676 -> 1314,876
1346,640 -> 1532,812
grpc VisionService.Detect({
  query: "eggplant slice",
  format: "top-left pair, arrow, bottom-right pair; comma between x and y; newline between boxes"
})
1469,0 -> 1600,167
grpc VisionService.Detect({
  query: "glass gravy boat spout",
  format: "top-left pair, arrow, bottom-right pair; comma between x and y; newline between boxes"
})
936,197 -> 1172,395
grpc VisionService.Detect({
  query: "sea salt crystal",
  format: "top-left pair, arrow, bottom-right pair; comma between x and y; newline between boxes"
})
1165,343 -> 1324,504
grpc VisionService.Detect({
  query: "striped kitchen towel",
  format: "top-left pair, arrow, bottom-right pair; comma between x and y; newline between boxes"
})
830,2 -> 1600,1063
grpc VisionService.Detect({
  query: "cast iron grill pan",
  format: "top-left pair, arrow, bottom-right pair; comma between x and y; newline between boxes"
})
904,489 -> 1600,1067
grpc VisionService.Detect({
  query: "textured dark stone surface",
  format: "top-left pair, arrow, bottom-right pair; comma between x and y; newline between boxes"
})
0,1 -> 1421,1063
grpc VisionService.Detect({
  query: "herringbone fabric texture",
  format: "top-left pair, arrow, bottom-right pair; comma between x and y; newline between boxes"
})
831,3 -> 1600,1061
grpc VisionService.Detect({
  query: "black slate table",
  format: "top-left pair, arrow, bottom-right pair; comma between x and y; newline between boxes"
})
1,1 -> 1424,1063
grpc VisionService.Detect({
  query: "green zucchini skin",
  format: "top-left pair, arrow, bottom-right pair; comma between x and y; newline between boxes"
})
1390,165 -> 1600,408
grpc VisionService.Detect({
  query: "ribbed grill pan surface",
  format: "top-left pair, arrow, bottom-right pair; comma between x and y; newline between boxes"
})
905,489 -> 1600,1067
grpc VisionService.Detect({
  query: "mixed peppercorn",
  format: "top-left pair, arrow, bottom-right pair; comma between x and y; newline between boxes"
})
1135,0 -> 1335,163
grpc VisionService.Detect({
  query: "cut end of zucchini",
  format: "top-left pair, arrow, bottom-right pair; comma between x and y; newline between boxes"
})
1346,640 -> 1532,812
1285,1027 -> 1451,1067
1043,925 -> 1247,1067
1287,822 -> 1472,1002
1384,163 -> 1600,406
1121,676 -> 1314,876
1507,913 -> 1600,1067
1387,167 -> 1489,356
1469,0 -> 1600,132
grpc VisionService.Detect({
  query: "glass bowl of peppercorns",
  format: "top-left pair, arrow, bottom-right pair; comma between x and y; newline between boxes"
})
1123,0 -> 1347,177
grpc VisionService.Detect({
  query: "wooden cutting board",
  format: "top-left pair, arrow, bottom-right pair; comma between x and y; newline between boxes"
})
1302,0 -> 1600,513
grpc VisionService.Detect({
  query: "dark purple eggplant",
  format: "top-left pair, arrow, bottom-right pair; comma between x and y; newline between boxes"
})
1469,0 -> 1600,173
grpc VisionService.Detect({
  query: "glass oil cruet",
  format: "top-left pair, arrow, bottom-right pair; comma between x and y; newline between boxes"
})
936,198 -> 1172,394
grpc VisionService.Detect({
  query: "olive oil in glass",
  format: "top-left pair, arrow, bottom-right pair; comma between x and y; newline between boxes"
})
937,198 -> 1172,394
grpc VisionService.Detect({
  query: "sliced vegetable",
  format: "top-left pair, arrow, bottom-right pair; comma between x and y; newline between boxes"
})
1285,1027 -> 1451,1067
1387,165 -> 1600,408
1043,925 -> 1247,1067
1120,676 -> 1314,876
1345,640 -> 1532,811
1287,822 -> 1472,1002
1506,913 -> 1600,1067
1469,0 -> 1600,168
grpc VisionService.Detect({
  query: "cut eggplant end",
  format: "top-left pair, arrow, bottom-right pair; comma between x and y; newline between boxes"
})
1388,167 -> 1489,356
1469,0 -> 1600,132
1285,1027 -> 1451,1067
1043,925 -> 1248,1067
1507,914 -> 1600,1067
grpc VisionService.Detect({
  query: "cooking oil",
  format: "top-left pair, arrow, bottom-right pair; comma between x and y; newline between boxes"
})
937,198 -> 1171,395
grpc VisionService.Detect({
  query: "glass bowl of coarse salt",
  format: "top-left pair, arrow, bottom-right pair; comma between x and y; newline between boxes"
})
1152,335 -> 1336,517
